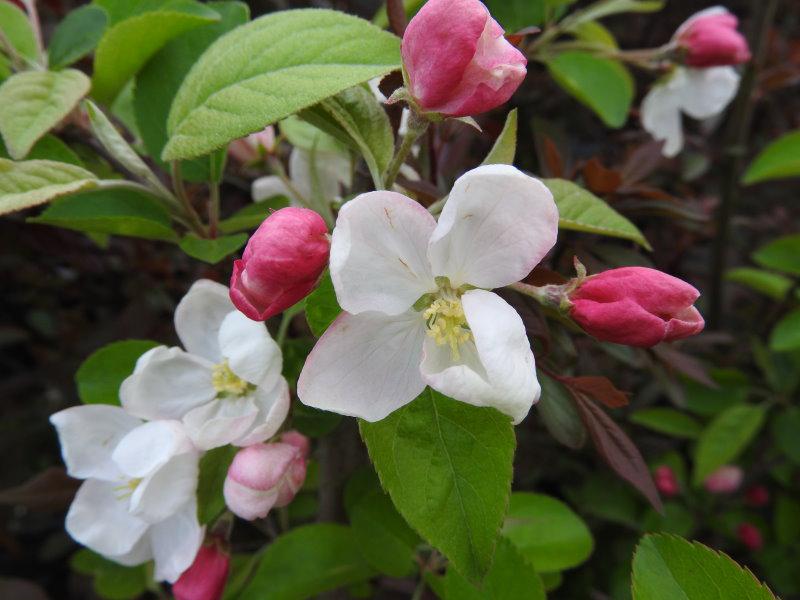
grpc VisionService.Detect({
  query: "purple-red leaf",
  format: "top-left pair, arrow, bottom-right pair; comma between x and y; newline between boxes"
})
0,467 -> 79,513
386,0 -> 407,36
562,376 -> 630,408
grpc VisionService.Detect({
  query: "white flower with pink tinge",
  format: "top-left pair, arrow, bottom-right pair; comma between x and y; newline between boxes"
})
298,164 -> 559,424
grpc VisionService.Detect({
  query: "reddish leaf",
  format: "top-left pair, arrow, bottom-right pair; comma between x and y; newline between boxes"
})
386,0 -> 408,36
653,345 -> 717,388
619,141 -> 665,185
562,376 -> 630,408
541,136 -> 565,178
572,393 -> 663,512
582,158 -> 622,195
0,467 -> 80,513
505,26 -> 541,47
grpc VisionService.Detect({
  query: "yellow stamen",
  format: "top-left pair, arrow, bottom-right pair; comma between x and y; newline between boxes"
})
113,477 -> 142,500
212,360 -> 252,397
422,296 -> 472,360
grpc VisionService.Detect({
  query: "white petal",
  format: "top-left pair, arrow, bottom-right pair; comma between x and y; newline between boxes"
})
421,290 -> 538,424
218,311 -> 282,388
428,165 -> 559,289
149,500 -> 204,583
112,420 -> 195,479
330,191 -> 437,316
679,67 -> 740,120
289,147 -> 352,204
298,310 -> 427,421
107,534 -> 153,567
50,405 -> 141,481
252,175 -> 293,203
641,81 -> 684,158
234,378 -> 291,446
223,476 -> 280,520
174,279 -> 234,362
182,397 -> 260,451
120,346 -> 216,420
66,479 -> 149,557
129,452 -> 200,523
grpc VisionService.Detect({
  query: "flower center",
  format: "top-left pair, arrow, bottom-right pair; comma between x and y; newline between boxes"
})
420,280 -> 473,360
114,477 -> 142,500
212,360 -> 253,397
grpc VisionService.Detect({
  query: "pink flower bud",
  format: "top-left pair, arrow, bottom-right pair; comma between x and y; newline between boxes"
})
745,485 -> 770,507
569,267 -> 705,348
675,8 -> 751,68
173,542 -> 230,600
737,522 -> 763,551
230,207 -> 329,321
654,465 -> 680,498
401,0 -> 527,117
223,442 -> 307,521
279,430 -> 311,459
704,465 -> 744,494
228,126 -> 276,164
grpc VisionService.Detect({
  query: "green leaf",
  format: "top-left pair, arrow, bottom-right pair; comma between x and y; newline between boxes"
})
219,197 -> 289,234
2,134 -> 84,166
572,20 -> 619,49
360,389 -> 515,581
444,537 -> 546,600
743,130 -> 800,184
726,267 -> 795,301
134,1 -> 249,182
238,523 -> 374,600
179,233 -> 247,264
753,234 -> 800,276
641,502 -> 695,537
299,85 -> 393,188
163,9 -> 401,160
544,178 -> 651,249
770,308 -> 800,352
546,52 -> 633,128
481,108 -> 517,166
0,69 -> 91,159
775,494 -> 800,546
197,444 -> 237,524
629,408 -> 702,439
48,5 -> 108,69
566,0 -> 664,28
631,533 -> 776,600
76,340 -> 159,405
683,368 -> 750,417
292,401 -> 342,437
537,371 -> 587,449
30,186 -> 178,241
693,404 -> 767,485
0,0 -> 38,62
91,1 -> 221,104
484,0 -> 545,30
502,492 -> 593,573
71,549 -> 149,600
0,158 -> 97,215
344,468 -> 420,577
280,115 -> 346,153
304,271 -> 342,337
773,407 -> 800,465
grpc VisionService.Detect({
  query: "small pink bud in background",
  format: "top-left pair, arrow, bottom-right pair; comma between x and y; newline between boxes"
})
280,430 -> 311,459
704,465 -> 744,493
675,8 -> 751,68
223,442 -> 307,521
745,485 -> 770,507
401,0 -> 527,117
654,465 -> 680,498
228,126 -> 276,164
173,542 -> 230,600
737,522 -> 763,551
230,207 -> 329,321
569,267 -> 705,348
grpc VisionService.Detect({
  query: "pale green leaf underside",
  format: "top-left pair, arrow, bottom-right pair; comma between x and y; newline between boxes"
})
91,3 -> 220,104
163,9 -> 400,160
544,178 -> 651,249
0,158 -> 97,215
360,389 -> 515,581
632,533 -> 776,600
0,69 -> 90,159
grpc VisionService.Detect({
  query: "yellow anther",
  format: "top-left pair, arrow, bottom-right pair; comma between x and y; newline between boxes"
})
212,360 -> 252,397
423,296 -> 473,360
114,477 -> 142,500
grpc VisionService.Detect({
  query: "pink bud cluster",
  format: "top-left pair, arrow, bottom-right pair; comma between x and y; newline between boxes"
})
675,8 -> 751,68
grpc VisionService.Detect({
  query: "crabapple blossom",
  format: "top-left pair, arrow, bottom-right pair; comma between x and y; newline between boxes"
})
569,267 -> 705,347
120,279 -> 289,451
674,7 -> 750,68
230,207 -> 330,321
654,465 -> 680,497
401,0 -> 527,117
223,442 -> 307,520
298,164 -> 559,424
228,126 -> 276,164
737,522 -> 763,551
173,541 -> 230,600
50,405 -> 203,583
704,465 -> 744,493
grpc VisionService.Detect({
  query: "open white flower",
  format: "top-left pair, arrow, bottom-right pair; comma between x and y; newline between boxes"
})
298,164 -> 558,423
641,65 -> 739,157
120,280 -> 289,450
252,147 -> 351,206
50,405 -> 203,583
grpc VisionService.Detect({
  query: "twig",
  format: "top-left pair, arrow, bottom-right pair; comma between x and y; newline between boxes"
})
171,161 -> 208,238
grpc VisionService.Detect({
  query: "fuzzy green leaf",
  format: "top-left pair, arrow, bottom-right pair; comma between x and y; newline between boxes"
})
0,0 -> 38,62
743,130 -> 800,184
76,340 -> 159,406
0,158 -> 97,215
0,69 -> 90,159
544,178 -> 651,249
48,5 -> 108,69
163,9 -> 400,160
360,389 -> 515,581
481,108 -> 517,166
